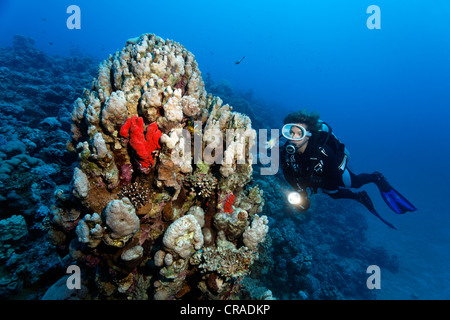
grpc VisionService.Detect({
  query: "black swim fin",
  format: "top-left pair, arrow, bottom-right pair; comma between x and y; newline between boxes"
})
358,191 -> 397,230
374,173 -> 417,214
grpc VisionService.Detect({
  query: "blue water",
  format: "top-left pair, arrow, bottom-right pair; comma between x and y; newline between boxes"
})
1,0 -> 450,299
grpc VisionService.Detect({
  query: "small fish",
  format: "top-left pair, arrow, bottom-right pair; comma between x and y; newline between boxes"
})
186,120 -> 201,134
49,42 -> 53,45
192,123 -> 200,134
235,56 -> 245,65
266,138 -> 279,149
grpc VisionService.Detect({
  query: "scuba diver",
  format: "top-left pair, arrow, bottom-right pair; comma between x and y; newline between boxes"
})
279,109 -> 417,229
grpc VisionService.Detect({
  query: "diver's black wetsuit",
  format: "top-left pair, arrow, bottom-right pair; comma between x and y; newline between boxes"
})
280,124 -> 415,229
280,132 -> 379,202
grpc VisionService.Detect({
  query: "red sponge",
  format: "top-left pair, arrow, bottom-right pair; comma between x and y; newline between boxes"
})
120,116 -> 162,168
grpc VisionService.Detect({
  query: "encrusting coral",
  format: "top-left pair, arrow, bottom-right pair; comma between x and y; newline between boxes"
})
117,181 -> 151,210
102,197 -> 140,247
46,33 -> 268,300
184,161 -> 217,198
197,246 -> 257,281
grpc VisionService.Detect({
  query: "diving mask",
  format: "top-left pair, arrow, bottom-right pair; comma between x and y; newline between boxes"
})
282,124 -> 312,141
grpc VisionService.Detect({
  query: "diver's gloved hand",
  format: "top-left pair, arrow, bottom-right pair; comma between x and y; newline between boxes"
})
296,195 -> 310,212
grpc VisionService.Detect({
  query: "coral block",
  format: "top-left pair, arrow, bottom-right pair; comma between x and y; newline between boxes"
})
120,116 -> 162,168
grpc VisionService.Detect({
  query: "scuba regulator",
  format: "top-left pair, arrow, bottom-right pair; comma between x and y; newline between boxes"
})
285,143 -> 297,155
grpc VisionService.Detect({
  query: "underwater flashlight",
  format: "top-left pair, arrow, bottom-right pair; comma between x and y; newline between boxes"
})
287,191 -> 310,212
288,191 -> 302,205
